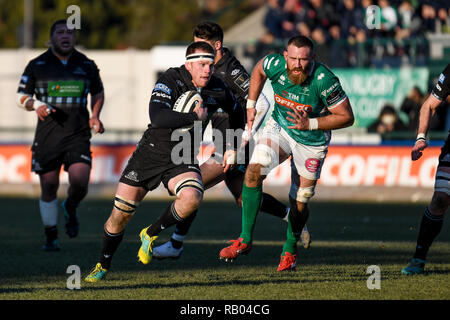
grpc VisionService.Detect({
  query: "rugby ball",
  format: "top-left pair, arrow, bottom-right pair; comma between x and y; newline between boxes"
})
174,90 -> 202,113
173,90 -> 203,131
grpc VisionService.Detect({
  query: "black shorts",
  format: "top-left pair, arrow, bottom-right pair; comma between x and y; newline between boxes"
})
31,140 -> 91,174
119,131 -> 201,194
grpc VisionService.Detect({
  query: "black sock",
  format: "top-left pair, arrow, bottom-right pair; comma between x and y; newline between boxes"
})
260,193 -> 288,219
64,198 -> 78,217
99,228 -> 124,270
414,207 -> 444,260
170,210 -> 198,249
288,196 -> 309,238
146,202 -> 184,237
44,226 -> 58,243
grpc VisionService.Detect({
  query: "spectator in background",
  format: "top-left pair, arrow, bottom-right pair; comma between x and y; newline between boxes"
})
280,0 -> 307,39
379,0 -> 398,37
396,0 -> 422,40
303,0 -> 339,33
262,0 -> 284,44
367,104 -> 408,135
400,86 -> 425,130
436,5 -> 450,34
329,24 -> 350,68
339,0 -> 366,41
311,27 -> 331,66
419,2 -> 437,34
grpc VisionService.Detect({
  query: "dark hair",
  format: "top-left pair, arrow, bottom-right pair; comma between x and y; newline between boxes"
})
50,19 -> 68,37
193,21 -> 223,43
287,35 -> 314,51
186,41 -> 215,56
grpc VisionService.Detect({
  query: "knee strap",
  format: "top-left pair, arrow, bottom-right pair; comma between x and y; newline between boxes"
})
114,195 -> 139,215
174,177 -> 204,197
250,144 -> 277,168
289,185 -> 315,203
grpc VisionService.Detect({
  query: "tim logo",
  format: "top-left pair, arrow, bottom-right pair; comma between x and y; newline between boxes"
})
365,5 -> 381,30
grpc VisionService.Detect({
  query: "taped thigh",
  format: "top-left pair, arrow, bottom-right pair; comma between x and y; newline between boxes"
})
174,177 -> 204,197
434,170 -> 450,195
114,195 -> 140,215
289,184 -> 316,203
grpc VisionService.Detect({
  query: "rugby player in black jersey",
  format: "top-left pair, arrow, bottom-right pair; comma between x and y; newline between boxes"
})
85,41 -> 245,282
16,19 -> 105,251
153,21 -> 311,260
402,64 -> 450,275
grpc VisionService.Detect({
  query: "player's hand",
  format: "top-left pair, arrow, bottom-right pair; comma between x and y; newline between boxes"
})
411,139 -> 427,161
222,149 -> 237,173
90,117 -> 105,134
36,104 -> 55,121
286,107 -> 309,130
246,108 -> 257,134
194,100 -> 208,122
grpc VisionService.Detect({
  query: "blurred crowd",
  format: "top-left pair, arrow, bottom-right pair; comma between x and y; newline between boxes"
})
252,0 -> 450,68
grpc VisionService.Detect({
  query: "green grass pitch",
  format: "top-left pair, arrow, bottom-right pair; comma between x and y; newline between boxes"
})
0,196 -> 449,301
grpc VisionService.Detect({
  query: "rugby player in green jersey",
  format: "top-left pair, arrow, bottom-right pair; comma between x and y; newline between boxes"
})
219,35 -> 354,271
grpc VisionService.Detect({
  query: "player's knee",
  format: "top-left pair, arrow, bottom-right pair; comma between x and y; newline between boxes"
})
179,187 -> 203,209
289,184 -> 315,203
113,195 -> 140,216
430,192 -> 449,213
245,163 -> 264,186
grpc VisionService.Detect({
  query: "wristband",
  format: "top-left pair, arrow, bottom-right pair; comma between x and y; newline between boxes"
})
246,99 -> 256,109
309,118 -> 319,130
416,133 -> 426,141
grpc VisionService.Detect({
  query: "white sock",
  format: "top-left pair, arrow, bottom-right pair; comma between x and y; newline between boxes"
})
39,198 -> 58,227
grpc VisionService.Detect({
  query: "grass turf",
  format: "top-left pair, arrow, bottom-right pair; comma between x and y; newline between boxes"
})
0,197 -> 449,301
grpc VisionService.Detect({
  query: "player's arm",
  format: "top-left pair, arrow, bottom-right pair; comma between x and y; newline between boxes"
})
90,91 -> 105,134
286,97 -> 354,131
411,94 -> 443,161
16,62 -> 55,121
246,58 -> 268,133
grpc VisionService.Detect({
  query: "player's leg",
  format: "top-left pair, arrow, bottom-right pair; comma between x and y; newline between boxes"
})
220,135 -> 290,261
38,168 -> 61,251
138,171 -> 204,265
402,166 -> 449,275
153,159 -> 219,259
63,162 -> 91,238
85,182 -> 146,282
278,141 -> 327,271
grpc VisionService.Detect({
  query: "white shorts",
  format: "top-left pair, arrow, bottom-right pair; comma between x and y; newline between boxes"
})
251,117 -> 328,180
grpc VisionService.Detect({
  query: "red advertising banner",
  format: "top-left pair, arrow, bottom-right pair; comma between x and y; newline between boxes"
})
0,144 -> 440,188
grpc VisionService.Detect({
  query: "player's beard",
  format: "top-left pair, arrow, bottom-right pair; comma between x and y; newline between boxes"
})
52,42 -> 74,57
287,64 -> 310,85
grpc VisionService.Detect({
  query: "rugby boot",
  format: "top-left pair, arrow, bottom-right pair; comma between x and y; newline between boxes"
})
153,241 -> 183,260
85,263 -> 108,282
62,200 -> 79,238
277,252 -> 297,271
137,226 -> 158,265
42,238 -> 61,252
301,226 -> 311,249
401,258 -> 426,275
219,237 -> 252,262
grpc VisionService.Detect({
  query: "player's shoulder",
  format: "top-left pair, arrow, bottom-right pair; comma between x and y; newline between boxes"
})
312,62 -> 338,79
72,49 -> 98,67
218,48 -> 247,75
26,49 -> 53,67
438,64 -> 450,83
262,53 -> 285,71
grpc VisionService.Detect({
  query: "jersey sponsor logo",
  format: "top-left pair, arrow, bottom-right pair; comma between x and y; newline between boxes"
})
80,154 -> 92,162
439,73 -> 445,84
48,80 -> 84,97
325,90 -> 346,106
231,68 -> 241,77
317,73 -> 325,80
154,83 -> 172,95
21,75 -> 29,83
322,82 -> 339,97
282,90 -> 300,101
234,73 -> 250,91
305,158 -> 321,173
206,96 -> 217,105
274,93 -> 313,113
436,83 -> 442,91
152,91 -> 171,99
73,67 -> 86,75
